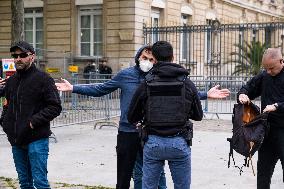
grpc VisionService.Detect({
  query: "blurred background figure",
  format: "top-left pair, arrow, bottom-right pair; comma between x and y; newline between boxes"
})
83,62 -> 96,84
99,59 -> 112,79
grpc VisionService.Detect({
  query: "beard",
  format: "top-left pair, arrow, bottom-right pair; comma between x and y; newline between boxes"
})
15,62 -> 32,71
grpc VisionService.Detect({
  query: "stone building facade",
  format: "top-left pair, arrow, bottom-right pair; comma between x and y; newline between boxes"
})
0,0 -> 283,75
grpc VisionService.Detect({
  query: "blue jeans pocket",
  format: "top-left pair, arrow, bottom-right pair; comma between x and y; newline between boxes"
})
172,141 -> 187,150
29,138 -> 49,155
171,139 -> 189,156
145,136 -> 159,148
144,138 -> 160,157
146,141 -> 159,149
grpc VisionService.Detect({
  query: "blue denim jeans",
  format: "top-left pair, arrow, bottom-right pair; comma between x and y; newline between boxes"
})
133,150 -> 167,189
143,135 -> 191,189
12,138 -> 50,189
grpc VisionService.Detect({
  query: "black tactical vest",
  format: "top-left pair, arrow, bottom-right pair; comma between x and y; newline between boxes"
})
144,74 -> 187,128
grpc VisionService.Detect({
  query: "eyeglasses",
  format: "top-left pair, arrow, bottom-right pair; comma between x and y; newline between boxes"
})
11,53 -> 31,59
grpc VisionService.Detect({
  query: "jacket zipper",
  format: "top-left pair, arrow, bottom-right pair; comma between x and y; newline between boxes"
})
14,80 -> 22,143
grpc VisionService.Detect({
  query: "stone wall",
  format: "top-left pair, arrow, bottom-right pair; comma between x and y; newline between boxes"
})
0,0 -> 11,58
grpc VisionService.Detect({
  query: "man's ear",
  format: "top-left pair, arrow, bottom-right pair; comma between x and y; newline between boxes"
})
171,56 -> 174,62
30,54 -> 35,63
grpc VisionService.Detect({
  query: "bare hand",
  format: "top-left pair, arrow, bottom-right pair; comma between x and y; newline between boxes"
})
239,94 -> 250,104
55,78 -> 73,92
30,122 -> 34,129
263,104 -> 277,113
207,85 -> 230,99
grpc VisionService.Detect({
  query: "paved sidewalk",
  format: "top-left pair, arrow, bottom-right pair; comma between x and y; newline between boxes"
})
0,119 -> 283,189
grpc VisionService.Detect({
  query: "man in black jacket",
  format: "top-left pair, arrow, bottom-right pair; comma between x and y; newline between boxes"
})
128,41 -> 203,189
238,48 -> 284,189
99,59 -> 112,79
2,41 -> 62,189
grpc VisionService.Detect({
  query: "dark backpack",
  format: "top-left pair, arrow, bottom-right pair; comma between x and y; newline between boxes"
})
227,103 -> 269,175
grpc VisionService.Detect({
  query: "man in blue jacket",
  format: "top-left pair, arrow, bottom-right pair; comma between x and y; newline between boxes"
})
56,46 -> 163,189
55,45 -> 230,189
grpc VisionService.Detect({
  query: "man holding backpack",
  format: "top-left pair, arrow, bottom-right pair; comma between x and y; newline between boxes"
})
238,48 -> 284,189
128,41 -> 203,189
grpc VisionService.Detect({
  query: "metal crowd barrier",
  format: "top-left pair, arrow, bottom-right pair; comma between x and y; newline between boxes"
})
51,75 -> 261,127
191,77 -> 261,119
51,73 -> 120,129
51,88 -> 120,128
0,74 -> 261,135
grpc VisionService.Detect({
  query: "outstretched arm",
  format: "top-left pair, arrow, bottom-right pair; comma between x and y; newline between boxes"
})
206,85 -> 230,99
56,74 -> 120,97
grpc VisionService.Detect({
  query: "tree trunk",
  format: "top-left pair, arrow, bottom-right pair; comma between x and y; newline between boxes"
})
11,0 -> 24,44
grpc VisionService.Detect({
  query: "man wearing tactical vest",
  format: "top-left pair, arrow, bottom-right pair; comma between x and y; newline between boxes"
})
128,41 -> 203,189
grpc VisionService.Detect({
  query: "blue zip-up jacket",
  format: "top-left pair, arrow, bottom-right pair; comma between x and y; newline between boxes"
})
73,65 -> 207,132
73,65 -> 145,132
73,44 -> 207,132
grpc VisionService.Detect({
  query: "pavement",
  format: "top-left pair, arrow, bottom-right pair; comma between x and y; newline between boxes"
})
0,118 -> 283,189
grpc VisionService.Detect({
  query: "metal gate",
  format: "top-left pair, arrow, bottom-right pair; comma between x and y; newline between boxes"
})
143,21 -> 284,77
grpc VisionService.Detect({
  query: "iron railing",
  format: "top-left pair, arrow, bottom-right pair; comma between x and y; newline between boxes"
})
144,21 -> 284,77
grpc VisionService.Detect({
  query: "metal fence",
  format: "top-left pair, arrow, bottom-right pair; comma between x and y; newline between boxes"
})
192,76 -> 255,116
143,21 -> 284,77
51,74 -> 120,128
3,20 -> 278,127
0,73 -> 258,137
49,73 -> 260,128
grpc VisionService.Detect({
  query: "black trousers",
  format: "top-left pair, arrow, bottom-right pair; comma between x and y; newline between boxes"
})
257,127 -> 284,189
116,131 -> 141,189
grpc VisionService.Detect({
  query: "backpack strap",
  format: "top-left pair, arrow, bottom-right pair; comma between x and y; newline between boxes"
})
227,138 -> 236,168
227,137 -> 246,176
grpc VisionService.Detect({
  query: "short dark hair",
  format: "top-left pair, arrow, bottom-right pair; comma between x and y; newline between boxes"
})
152,41 -> 173,62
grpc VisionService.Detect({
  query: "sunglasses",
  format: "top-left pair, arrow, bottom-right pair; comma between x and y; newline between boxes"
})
11,53 -> 31,59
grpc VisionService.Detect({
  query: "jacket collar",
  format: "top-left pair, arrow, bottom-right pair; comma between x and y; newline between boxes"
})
16,63 -> 37,78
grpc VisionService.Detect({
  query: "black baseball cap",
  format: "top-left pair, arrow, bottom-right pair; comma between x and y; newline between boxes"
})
10,41 -> 35,54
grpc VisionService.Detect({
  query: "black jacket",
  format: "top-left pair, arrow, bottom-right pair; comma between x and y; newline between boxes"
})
128,62 -> 203,136
2,64 -> 62,146
99,65 -> 112,75
237,68 -> 284,128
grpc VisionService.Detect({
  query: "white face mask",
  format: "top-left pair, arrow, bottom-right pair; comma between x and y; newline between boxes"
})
139,59 -> 153,72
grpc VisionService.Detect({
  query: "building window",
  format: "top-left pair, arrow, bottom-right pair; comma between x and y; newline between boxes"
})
151,9 -> 160,43
78,5 -> 102,57
24,8 -> 43,56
